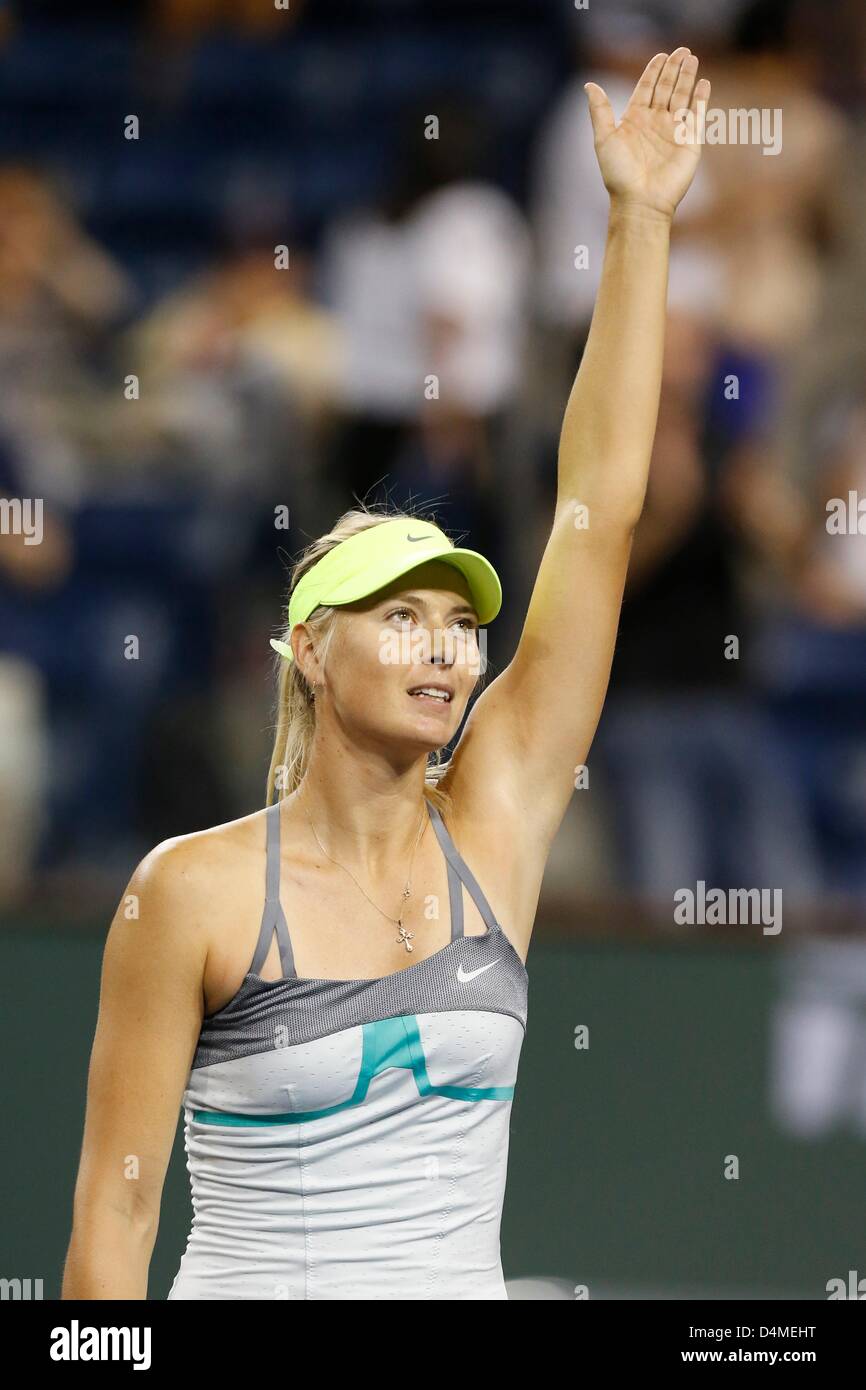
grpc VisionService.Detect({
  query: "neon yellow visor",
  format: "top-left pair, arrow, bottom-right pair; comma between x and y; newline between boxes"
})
270,517 -> 502,662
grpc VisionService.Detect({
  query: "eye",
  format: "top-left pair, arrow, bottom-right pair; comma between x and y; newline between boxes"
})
384,609 -> 476,633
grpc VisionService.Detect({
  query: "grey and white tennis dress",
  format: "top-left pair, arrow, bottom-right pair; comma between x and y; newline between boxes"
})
167,796 -> 528,1300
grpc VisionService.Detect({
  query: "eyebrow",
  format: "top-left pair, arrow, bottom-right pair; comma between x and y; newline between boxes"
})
383,593 -> 478,619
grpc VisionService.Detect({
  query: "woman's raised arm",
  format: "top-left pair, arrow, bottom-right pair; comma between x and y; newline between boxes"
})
449,48 -> 711,847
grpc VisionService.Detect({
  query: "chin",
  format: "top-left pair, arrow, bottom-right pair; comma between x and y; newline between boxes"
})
394,710 -> 455,755
402,721 -> 453,754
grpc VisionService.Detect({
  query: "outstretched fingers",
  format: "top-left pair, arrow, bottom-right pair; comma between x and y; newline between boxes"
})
629,52 -> 668,108
670,53 -> 699,114
651,46 -> 691,111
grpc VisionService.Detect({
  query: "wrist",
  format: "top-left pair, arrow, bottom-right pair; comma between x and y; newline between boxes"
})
608,196 -> 674,228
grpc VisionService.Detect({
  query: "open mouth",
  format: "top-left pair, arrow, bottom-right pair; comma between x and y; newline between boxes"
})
408,685 -> 453,705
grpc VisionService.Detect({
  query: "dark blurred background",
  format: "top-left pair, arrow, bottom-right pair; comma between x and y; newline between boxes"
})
1,0 -> 865,1298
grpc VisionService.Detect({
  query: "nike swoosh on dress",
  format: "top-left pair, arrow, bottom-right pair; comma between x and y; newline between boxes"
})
457,959 -> 501,983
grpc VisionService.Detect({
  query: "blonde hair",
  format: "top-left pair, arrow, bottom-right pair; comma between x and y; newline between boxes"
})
265,503 -> 484,817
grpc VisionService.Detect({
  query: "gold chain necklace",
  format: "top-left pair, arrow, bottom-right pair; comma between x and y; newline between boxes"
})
299,783 -> 428,953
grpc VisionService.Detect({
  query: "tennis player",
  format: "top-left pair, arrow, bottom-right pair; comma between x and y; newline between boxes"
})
63,49 -> 709,1300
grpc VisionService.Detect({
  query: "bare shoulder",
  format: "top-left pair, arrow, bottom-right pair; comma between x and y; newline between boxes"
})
136,807 -> 265,888
109,808 -> 269,985
128,808 -> 265,916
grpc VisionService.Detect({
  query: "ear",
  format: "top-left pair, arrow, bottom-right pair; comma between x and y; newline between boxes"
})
293,625 -> 320,689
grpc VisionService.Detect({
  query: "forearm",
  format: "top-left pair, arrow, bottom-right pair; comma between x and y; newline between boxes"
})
62,1207 -> 156,1300
557,198 -> 672,525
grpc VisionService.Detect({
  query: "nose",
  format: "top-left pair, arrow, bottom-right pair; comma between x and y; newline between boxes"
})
394,610 -> 455,666
424,625 -> 456,665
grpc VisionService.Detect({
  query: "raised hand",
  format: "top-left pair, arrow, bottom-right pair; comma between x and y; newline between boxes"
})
585,48 -> 711,220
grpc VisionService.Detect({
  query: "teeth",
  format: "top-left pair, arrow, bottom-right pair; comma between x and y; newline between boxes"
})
411,688 -> 449,701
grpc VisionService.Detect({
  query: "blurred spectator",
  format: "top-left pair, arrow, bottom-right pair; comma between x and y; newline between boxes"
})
320,97 -> 531,528
0,163 -> 136,507
595,309 -> 820,901
792,398 -> 866,625
0,437 -> 54,907
746,385 -> 866,900
122,233 -> 343,501
697,0 -> 849,356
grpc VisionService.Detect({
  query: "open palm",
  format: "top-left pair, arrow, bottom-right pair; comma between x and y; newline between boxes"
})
586,47 -> 711,219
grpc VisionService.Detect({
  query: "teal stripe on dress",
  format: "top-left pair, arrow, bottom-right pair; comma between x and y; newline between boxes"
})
192,1014 -> 515,1125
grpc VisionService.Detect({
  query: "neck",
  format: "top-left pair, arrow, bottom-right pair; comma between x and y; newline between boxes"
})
292,746 -> 431,879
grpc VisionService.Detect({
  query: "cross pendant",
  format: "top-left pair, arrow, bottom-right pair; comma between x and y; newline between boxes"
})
396,923 -> 415,953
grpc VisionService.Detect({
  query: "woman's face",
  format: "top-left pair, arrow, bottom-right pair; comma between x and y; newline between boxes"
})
314,560 -> 483,754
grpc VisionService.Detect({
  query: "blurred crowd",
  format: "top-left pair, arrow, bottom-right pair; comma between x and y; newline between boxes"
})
0,0 -> 865,913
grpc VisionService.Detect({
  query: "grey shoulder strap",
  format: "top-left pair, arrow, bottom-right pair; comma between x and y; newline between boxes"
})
250,801 -> 296,978
425,798 -> 498,935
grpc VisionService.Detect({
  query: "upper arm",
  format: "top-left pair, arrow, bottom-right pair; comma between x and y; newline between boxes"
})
71,838 -> 210,1232
447,499 -> 634,848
